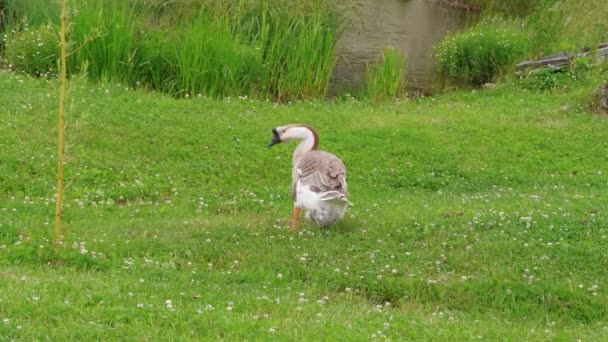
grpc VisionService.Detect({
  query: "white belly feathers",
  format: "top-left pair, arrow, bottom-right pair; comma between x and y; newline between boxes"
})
294,180 -> 349,226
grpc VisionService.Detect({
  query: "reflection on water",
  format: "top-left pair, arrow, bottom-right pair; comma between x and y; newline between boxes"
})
331,0 -> 473,94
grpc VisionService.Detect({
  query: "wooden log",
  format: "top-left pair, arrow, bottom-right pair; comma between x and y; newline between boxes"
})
516,52 -> 571,71
516,43 -> 608,74
597,45 -> 608,62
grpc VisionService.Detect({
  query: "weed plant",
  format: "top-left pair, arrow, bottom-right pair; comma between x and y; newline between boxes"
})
434,17 -> 530,86
3,22 -> 58,77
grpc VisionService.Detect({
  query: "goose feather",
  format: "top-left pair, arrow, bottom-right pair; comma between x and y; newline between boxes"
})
293,150 -> 348,201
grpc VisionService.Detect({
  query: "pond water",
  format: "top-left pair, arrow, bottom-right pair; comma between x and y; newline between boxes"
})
331,0 -> 475,95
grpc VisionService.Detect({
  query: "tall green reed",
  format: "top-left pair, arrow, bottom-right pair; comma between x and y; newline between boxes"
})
4,0 -> 349,101
169,13 -> 261,98
130,9 -> 262,98
69,0 -> 140,82
229,1 -> 342,100
253,8 -> 338,100
362,47 -> 407,101
136,0 -> 342,100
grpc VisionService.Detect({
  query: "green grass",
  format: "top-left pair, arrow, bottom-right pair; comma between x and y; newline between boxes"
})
1,70 -> 607,339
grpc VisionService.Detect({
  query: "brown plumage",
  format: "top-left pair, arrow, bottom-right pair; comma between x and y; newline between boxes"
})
292,150 -> 347,200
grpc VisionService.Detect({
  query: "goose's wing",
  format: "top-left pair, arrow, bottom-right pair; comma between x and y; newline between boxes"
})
296,151 -> 347,196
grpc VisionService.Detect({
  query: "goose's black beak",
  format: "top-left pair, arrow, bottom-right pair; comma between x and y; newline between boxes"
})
268,128 -> 281,147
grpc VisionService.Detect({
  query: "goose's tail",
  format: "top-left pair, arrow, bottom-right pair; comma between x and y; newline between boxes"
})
319,191 -> 352,205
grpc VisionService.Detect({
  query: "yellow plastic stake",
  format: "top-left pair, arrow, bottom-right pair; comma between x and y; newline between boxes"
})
54,0 -> 68,243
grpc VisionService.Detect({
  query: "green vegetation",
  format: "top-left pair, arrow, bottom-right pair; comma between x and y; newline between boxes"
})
518,57 -> 596,92
1,68 -> 607,338
68,0 -> 140,84
363,47 -> 407,101
434,17 -> 530,86
434,0 -> 608,88
3,23 -> 58,77
526,0 -> 608,54
1,0 -> 59,28
1,0 -> 349,101
141,13 -> 260,98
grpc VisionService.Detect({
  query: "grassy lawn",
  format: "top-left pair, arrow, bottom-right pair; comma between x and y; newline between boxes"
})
1,70 -> 607,339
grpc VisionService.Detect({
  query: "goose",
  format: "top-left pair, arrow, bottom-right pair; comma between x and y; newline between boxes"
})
268,124 -> 350,232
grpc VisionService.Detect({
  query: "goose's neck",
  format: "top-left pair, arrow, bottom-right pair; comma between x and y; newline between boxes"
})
292,126 -> 318,162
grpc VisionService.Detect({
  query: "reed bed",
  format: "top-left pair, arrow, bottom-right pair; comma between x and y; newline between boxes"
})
68,0 -> 140,82
2,0 -> 349,101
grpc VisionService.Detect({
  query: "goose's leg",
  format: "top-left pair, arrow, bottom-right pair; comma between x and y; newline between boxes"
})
289,207 -> 301,232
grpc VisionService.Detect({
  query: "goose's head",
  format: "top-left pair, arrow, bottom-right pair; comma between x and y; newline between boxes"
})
267,124 -> 319,149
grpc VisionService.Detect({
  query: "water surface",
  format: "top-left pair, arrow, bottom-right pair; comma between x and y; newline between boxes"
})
331,0 -> 474,94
